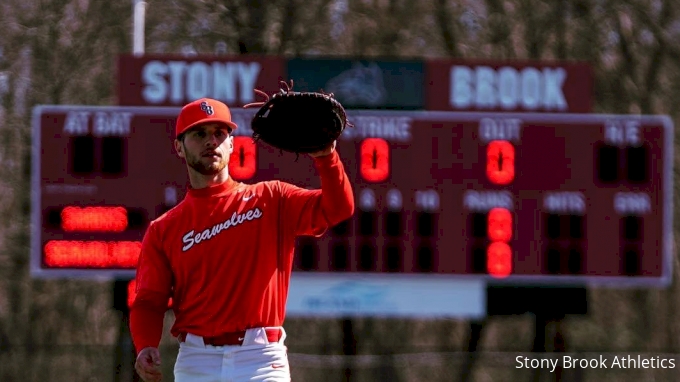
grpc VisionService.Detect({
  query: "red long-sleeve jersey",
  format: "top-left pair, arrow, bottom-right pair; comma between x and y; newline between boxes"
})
129,151 -> 354,353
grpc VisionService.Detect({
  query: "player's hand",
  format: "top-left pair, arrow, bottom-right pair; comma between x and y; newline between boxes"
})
308,141 -> 336,158
135,347 -> 162,382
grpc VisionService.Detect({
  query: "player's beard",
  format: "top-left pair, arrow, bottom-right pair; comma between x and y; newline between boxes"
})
184,145 -> 228,175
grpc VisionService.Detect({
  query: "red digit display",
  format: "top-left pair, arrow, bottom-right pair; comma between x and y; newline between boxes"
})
487,208 -> 512,242
487,242 -> 512,278
360,138 -> 390,183
229,137 -> 257,180
487,208 -> 513,278
44,240 -> 141,268
61,206 -> 128,232
486,140 -> 515,185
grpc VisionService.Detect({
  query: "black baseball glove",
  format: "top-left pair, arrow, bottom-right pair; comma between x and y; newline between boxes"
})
243,80 -> 352,154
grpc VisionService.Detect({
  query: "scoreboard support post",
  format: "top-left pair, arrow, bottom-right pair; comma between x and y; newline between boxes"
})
341,317 -> 357,382
486,285 -> 588,382
113,279 -> 139,382
459,320 -> 485,382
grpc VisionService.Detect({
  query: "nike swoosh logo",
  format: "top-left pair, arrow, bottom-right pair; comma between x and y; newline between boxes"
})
271,364 -> 286,369
238,337 -> 244,341
242,195 -> 254,201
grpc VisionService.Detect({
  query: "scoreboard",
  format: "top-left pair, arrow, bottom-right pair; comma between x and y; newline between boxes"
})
31,106 -> 673,287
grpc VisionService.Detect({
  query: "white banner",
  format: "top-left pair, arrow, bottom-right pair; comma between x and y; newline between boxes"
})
286,274 -> 486,318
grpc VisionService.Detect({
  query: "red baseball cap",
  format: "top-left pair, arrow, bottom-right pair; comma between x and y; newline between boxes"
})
175,98 -> 238,138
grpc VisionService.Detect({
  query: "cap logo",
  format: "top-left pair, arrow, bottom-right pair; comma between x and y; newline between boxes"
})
200,101 -> 214,116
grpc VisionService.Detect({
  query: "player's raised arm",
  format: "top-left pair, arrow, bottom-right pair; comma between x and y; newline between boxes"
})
279,143 -> 355,236
129,221 -> 173,356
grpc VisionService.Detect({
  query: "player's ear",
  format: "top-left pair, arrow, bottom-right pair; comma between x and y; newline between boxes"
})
174,139 -> 185,159
228,135 -> 234,155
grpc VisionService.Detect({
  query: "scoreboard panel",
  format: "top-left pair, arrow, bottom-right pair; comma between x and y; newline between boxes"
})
31,106 -> 673,287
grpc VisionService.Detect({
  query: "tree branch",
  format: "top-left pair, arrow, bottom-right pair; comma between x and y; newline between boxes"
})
277,0 -> 297,54
634,0 -> 675,113
553,0 -> 568,59
612,7 -> 637,110
519,0 -> 548,59
435,0 -> 460,57
484,0 -> 515,58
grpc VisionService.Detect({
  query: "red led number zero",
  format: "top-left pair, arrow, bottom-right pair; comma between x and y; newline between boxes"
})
487,242 -> 512,278
487,208 -> 512,242
486,140 -> 515,185
360,138 -> 390,183
229,137 -> 257,180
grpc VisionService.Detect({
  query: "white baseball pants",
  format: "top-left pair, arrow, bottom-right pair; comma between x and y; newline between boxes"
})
173,327 -> 291,382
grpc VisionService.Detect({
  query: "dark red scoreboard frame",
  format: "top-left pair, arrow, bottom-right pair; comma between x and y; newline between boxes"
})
31,105 -> 673,287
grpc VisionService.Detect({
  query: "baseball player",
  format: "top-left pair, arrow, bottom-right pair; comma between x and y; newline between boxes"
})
130,98 -> 355,381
